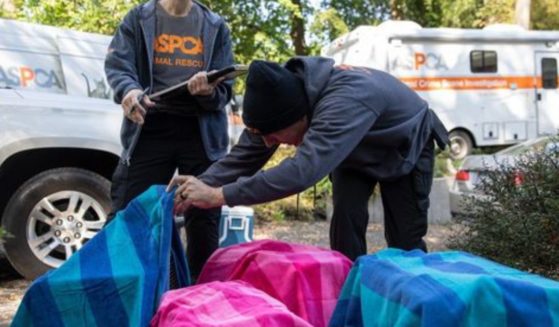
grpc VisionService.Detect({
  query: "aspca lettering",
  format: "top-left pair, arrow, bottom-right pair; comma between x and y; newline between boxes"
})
154,34 -> 203,55
0,65 -> 64,89
414,52 -> 449,70
392,51 -> 449,71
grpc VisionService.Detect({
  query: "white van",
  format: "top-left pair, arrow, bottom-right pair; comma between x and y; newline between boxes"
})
322,21 -> 559,159
0,18 -> 122,279
0,18 -> 115,98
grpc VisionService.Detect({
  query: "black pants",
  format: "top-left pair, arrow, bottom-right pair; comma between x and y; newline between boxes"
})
329,141 -> 434,261
109,113 -> 220,278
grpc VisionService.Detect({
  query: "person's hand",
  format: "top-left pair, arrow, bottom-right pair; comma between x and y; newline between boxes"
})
167,175 -> 225,213
187,71 -> 224,96
122,89 -> 155,124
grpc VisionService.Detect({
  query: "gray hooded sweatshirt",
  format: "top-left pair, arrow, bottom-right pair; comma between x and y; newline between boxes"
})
199,57 -> 448,206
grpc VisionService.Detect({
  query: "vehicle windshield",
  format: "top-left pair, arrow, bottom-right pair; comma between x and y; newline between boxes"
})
498,137 -> 555,156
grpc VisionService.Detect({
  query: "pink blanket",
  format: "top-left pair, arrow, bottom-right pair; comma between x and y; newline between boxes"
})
198,240 -> 352,327
150,281 -> 311,327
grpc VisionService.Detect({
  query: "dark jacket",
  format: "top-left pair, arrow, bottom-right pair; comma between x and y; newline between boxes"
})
105,0 -> 234,164
199,57 -> 449,206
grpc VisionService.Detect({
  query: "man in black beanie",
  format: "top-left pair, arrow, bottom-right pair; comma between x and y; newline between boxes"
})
169,57 -> 449,260
241,60 -> 309,136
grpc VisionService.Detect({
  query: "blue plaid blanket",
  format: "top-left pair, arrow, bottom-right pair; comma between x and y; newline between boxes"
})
330,248 -> 559,327
12,185 -> 190,327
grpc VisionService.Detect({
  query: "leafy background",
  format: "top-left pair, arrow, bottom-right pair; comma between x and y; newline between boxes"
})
2,0 -> 558,64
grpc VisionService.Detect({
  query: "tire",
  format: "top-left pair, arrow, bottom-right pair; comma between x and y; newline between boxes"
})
2,168 -> 110,280
449,130 -> 473,160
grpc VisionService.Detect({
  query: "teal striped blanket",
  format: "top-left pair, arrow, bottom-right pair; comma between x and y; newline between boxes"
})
12,185 -> 190,327
330,249 -> 559,327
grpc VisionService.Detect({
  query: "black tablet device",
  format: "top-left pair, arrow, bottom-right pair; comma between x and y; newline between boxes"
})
149,64 -> 248,102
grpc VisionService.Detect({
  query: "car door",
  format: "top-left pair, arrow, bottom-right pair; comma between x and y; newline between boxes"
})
535,52 -> 559,135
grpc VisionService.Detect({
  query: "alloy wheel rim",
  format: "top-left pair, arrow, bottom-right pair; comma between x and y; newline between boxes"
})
26,191 -> 106,268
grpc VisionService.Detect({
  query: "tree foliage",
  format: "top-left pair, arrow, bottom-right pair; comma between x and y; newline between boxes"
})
532,0 -> 559,30
321,0 -> 559,30
308,8 -> 349,54
324,0 -> 389,31
10,0 -> 143,35
3,0 -> 559,64
205,0 -> 308,63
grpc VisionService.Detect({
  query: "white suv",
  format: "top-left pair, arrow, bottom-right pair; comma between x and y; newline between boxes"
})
0,18 -> 122,279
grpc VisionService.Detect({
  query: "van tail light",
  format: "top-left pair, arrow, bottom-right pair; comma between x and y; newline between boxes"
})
455,170 -> 470,181
514,171 -> 524,186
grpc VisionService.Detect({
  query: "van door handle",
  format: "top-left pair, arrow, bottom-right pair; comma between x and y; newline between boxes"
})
537,93 -> 542,101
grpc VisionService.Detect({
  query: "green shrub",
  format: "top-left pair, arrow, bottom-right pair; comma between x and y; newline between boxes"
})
0,227 -> 7,244
253,146 -> 326,222
434,149 -> 455,177
448,142 -> 559,279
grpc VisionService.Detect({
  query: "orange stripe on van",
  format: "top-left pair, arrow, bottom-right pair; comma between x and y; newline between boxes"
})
398,76 -> 545,91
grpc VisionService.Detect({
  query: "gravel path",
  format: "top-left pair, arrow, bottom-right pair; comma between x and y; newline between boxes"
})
0,275 -> 26,327
255,221 -> 451,253
0,221 -> 452,326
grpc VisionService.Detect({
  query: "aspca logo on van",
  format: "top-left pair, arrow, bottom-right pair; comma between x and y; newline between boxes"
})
0,65 -> 64,90
392,50 -> 449,71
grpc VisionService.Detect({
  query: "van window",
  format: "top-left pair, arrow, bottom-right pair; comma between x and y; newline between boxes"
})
470,50 -> 497,73
541,58 -> 558,89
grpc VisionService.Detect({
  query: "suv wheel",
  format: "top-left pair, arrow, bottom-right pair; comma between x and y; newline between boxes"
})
2,168 -> 110,280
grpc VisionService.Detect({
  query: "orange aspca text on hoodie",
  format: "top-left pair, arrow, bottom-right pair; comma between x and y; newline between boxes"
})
154,34 -> 203,55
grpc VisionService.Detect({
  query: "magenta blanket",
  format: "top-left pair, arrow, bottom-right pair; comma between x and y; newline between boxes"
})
197,240 -> 352,327
150,281 -> 311,327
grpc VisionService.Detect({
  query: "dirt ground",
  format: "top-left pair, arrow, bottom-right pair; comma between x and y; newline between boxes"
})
0,221 -> 453,326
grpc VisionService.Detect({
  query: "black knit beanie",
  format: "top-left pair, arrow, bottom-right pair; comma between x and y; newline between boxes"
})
242,60 -> 309,135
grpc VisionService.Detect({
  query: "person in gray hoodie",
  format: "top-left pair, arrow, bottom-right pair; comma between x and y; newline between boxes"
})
105,0 -> 233,278
169,57 -> 448,260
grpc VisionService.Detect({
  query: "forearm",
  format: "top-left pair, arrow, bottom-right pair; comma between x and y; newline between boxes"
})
198,130 -> 277,186
221,149 -> 328,206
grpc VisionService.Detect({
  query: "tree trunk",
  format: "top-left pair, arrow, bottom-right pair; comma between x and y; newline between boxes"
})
515,0 -> 531,29
290,0 -> 307,55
